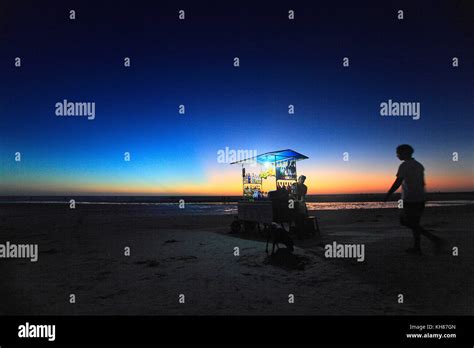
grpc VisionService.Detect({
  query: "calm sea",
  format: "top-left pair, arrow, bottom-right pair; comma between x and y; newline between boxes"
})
0,198 -> 473,215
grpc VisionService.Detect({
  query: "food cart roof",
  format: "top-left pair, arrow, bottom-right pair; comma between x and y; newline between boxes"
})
230,149 -> 309,164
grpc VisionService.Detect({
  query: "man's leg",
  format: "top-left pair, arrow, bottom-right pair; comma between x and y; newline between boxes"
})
409,202 -> 447,254
418,226 -> 441,242
411,202 -> 442,243
401,203 -> 422,253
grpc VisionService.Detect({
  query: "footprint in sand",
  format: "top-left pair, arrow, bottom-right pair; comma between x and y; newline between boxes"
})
166,256 -> 197,262
135,259 -> 160,267
97,289 -> 128,300
42,248 -> 58,254
94,270 -> 112,280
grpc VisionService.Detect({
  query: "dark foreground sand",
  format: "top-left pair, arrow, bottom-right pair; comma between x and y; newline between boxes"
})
0,203 -> 472,315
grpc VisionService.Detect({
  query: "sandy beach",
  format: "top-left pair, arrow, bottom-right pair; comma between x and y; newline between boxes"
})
0,203 -> 472,316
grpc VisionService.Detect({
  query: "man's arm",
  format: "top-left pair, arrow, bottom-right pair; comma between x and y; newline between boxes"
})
384,177 -> 403,202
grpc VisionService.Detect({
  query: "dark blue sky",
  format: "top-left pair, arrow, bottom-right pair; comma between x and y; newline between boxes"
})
1,0 -> 473,194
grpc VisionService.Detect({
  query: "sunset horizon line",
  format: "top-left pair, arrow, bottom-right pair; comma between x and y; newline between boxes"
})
1,190 -> 473,197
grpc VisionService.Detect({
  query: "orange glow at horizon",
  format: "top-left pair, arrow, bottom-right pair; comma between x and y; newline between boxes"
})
2,160 -> 472,196
14,168 -> 469,196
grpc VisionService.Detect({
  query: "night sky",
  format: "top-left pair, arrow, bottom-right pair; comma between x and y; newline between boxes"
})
1,0 -> 473,195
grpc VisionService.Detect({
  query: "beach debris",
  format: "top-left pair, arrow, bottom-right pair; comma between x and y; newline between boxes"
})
163,239 -> 179,245
266,225 -> 294,255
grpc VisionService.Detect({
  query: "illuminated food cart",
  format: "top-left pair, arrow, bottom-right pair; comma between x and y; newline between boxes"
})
229,149 -> 309,233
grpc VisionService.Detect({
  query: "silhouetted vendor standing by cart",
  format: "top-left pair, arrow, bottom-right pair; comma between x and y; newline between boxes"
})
294,175 -> 309,237
296,175 -> 308,201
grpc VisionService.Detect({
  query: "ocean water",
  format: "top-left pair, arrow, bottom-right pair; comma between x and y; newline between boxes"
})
306,200 -> 474,211
1,200 -> 472,215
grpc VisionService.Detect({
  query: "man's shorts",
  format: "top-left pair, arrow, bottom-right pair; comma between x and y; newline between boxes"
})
400,201 -> 426,227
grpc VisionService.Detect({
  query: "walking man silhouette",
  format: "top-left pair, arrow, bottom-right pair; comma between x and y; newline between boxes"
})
384,144 -> 446,255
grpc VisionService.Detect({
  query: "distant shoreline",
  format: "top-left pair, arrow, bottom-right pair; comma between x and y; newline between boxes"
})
0,192 -> 473,204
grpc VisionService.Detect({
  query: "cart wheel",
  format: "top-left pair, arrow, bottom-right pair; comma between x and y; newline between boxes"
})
230,220 -> 241,234
243,221 -> 256,233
